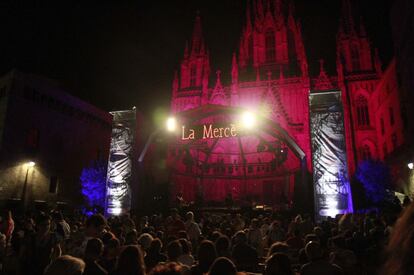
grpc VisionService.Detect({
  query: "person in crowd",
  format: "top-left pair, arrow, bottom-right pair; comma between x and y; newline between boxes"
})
138,233 -> 154,252
165,209 -> 185,239
382,201 -> 414,275
215,235 -> 231,258
267,242 -> 289,257
329,235 -> 358,274
208,257 -> 237,275
265,253 -> 294,275
177,238 -> 194,267
231,230 -> 258,272
0,210 -> 14,244
247,218 -> 263,256
52,211 -> 71,241
191,240 -> 217,275
184,211 -> 201,247
166,240 -> 183,263
125,230 -> 139,245
286,228 -> 304,250
99,237 -> 120,274
300,241 -> 343,275
44,255 -> 85,275
20,212 -> 61,275
72,214 -> 107,257
267,221 -> 286,246
83,238 -> 107,275
145,238 -> 167,271
112,245 -> 146,275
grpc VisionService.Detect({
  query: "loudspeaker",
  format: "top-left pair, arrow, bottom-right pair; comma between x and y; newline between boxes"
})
49,176 -> 58,193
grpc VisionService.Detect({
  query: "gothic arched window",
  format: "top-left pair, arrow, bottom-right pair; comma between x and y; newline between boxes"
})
190,64 -> 197,87
351,45 -> 360,71
361,144 -> 371,160
265,29 -> 275,62
356,95 -> 370,127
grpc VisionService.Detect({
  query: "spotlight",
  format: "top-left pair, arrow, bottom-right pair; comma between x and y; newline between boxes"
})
241,111 -> 256,130
26,161 -> 36,168
408,162 -> 414,170
166,117 -> 177,132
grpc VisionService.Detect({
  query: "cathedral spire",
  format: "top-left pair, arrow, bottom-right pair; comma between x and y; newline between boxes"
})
191,13 -> 204,55
359,16 -> 367,37
340,0 -> 356,34
246,0 -> 252,32
257,0 -> 264,19
232,53 -> 239,85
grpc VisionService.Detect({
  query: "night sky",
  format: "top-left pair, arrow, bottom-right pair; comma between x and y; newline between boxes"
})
0,0 -> 392,121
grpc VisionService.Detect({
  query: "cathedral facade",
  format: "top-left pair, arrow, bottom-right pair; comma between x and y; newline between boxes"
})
168,0 -> 400,206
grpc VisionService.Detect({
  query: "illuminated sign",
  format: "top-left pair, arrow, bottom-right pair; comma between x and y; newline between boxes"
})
181,123 -> 239,140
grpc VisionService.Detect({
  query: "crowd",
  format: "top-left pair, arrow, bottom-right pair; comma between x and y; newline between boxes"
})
0,197 -> 411,275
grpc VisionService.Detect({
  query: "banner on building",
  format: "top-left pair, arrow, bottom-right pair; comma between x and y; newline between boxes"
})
105,109 -> 136,216
309,91 -> 353,219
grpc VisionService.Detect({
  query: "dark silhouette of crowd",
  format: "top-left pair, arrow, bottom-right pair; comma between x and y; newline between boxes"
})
0,198 -> 411,275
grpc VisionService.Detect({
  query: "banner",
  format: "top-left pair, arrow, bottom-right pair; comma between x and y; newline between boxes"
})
309,91 -> 353,218
105,110 -> 136,216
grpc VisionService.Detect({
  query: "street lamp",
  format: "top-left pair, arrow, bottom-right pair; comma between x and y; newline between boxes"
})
21,161 -> 36,210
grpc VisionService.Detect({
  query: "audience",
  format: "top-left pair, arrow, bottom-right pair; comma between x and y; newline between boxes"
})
0,195 -> 409,275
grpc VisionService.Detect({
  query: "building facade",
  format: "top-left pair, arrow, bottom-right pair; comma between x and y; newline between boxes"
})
168,0 -> 402,206
0,70 -> 112,209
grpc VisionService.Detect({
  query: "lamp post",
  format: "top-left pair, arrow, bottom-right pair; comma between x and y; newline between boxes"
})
21,161 -> 35,210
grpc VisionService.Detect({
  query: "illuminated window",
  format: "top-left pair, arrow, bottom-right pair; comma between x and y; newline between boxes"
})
351,45 -> 359,71
389,107 -> 395,126
190,64 -> 197,87
265,29 -> 275,62
356,95 -> 370,127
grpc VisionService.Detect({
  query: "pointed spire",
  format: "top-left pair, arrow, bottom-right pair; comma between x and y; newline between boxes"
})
173,70 -> 179,93
184,41 -> 189,58
340,0 -> 355,34
257,0 -> 264,19
359,16 -> 367,37
275,0 -> 282,17
215,70 -> 222,88
232,53 -> 239,84
246,0 -> 252,33
191,13 -> 204,55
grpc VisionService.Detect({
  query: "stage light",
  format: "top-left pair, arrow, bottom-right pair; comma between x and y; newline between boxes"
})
408,162 -> 414,170
166,117 -> 177,132
26,161 -> 36,168
241,111 -> 256,130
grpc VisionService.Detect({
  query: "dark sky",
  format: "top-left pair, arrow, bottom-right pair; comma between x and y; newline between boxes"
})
0,0 -> 393,120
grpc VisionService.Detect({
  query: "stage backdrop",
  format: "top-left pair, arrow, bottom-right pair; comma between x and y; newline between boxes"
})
105,109 -> 136,216
309,91 -> 353,219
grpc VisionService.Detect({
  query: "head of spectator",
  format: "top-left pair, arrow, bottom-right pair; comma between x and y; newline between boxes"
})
208,257 -> 237,275
115,245 -> 146,275
44,255 -> 85,275
215,235 -> 230,257
166,240 -> 182,262
178,238 -> 191,255
197,240 -> 217,273
85,238 -> 104,261
265,253 -> 293,275
138,233 -> 153,251
149,262 -> 182,275
126,229 -> 139,245
233,230 -> 247,245
268,242 -> 289,257
85,214 -> 106,238
36,212 -> 51,236
148,238 -> 163,255
186,211 -> 194,222
305,241 -> 322,261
